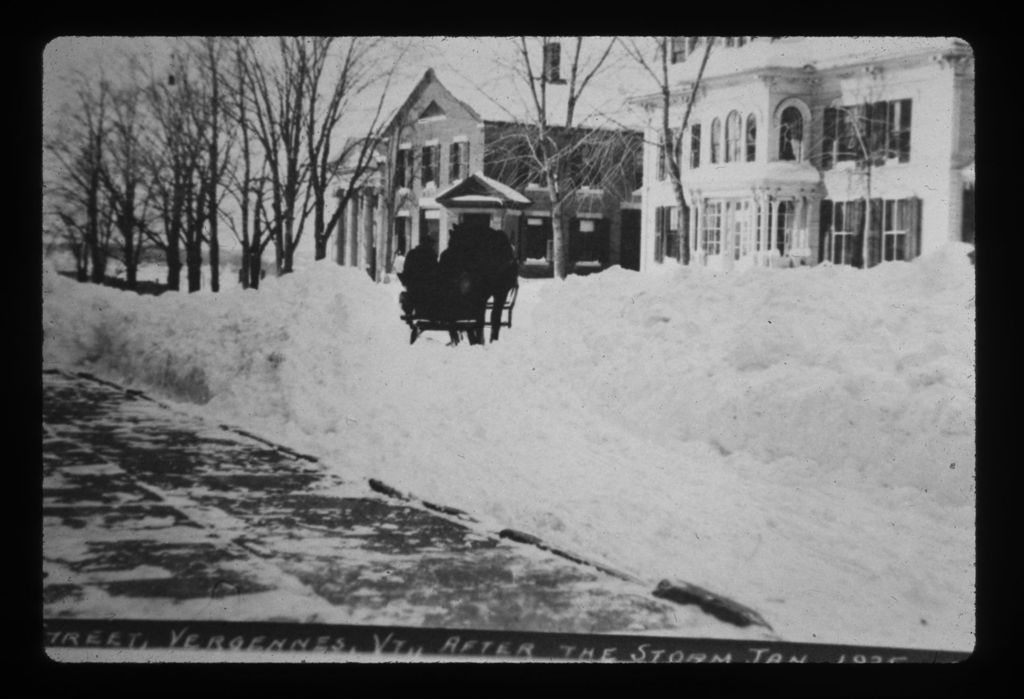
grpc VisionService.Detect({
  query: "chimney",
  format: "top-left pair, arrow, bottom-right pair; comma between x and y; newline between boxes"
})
543,42 -> 563,83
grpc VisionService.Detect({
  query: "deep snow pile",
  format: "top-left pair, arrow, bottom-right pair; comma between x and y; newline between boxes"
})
42,245 -> 975,651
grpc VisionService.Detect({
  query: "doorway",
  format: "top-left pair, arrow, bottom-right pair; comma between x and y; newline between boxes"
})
620,209 -> 641,271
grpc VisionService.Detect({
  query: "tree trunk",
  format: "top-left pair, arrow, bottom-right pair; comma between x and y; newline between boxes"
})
209,235 -> 219,292
313,195 -> 327,261
124,228 -> 137,289
550,191 -> 567,279
166,230 -> 182,291
247,247 -> 262,289
87,179 -> 106,284
239,242 -> 250,289
186,241 -> 202,292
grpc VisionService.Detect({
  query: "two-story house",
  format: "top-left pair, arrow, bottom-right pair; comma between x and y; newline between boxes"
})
334,45 -> 644,280
631,36 -> 974,271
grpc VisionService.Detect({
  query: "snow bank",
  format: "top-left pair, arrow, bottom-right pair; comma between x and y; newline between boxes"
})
41,246 -> 975,650
530,247 -> 975,508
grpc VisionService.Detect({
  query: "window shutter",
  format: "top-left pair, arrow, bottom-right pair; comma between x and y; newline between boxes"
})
819,199 -> 833,263
867,198 -> 883,267
654,208 -> 665,263
690,124 -> 701,169
746,114 -> 757,162
822,108 -> 835,169
899,99 -> 912,163
449,143 -> 458,182
851,200 -> 866,268
598,219 -> 610,265
907,197 -> 922,259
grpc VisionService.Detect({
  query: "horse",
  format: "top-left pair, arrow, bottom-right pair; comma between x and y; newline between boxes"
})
440,221 -> 519,345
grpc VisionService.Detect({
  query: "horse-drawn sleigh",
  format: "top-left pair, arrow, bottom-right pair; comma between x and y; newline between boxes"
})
397,221 -> 519,346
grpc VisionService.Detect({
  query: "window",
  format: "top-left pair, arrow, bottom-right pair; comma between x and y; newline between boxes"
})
525,217 -> 552,260
745,114 -> 757,162
822,99 -> 912,169
865,101 -> 888,165
421,144 -> 439,185
702,202 -> 722,255
839,104 -> 863,162
655,206 -> 680,260
779,106 -> 803,161
687,37 -> 701,54
775,200 -> 794,256
887,99 -> 912,163
690,123 -> 701,169
725,111 -> 742,163
710,118 -> 722,164
449,141 -> 469,182
393,218 -> 407,255
821,200 -> 864,266
543,42 -> 562,83
576,219 -> 598,261
732,201 -> 754,260
882,200 -> 909,261
396,147 -> 410,188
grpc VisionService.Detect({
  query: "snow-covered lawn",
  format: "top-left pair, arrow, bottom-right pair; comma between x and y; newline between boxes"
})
41,244 -> 975,651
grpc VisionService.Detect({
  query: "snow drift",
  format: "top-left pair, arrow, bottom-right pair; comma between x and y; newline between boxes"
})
42,244 -> 975,651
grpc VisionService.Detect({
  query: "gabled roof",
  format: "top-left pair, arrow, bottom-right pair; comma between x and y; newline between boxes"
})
435,171 -> 532,209
383,67 -> 483,135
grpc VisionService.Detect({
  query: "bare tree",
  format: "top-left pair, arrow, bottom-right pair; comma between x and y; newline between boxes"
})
192,37 -> 236,293
141,48 -> 209,292
45,71 -> 113,283
302,37 -> 405,262
508,37 -> 619,279
100,66 -> 151,290
620,36 -> 715,265
239,37 -> 316,276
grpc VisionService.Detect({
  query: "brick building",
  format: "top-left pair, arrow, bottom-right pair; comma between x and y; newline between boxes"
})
335,54 -> 644,280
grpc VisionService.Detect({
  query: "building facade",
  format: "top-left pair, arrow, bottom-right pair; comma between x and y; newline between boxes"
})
335,63 -> 644,280
633,37 -> 975,272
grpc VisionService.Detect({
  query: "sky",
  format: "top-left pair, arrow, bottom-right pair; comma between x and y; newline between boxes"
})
42,36 -> 653,255
42,36 -> 650,135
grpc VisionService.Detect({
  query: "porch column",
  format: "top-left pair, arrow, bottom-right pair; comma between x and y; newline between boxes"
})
439,207 -> 451,253
694,197 -> 704,261
721,201 -> 734,270
757,192 -> 769,263
688,194 -> 698,265
348,194 -> 360,266
362,194 -> 374,273
767,197 -> 779,264
339,194 -> 352,266
795,196 -> 807,255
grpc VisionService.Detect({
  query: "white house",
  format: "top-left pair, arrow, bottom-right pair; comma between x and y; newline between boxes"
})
630,37 -> 975,271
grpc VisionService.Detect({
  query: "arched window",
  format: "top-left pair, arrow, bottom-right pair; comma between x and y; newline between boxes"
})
779,106 -> 804,161
725,111 -> 741,163
745,114 -> 757,162
710,118 -> 722,164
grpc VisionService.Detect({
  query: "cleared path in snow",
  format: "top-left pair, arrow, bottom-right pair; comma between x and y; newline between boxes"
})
43,369 -> 772,638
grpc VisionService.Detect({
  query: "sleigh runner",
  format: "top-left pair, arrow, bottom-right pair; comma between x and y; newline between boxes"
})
400,284 -> 518,345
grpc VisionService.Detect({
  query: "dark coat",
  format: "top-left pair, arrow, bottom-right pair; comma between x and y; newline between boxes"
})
398,241 -> 441,316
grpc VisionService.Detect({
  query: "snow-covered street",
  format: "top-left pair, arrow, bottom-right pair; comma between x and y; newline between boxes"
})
41,243 -> 975,651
